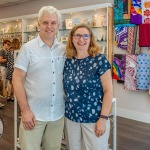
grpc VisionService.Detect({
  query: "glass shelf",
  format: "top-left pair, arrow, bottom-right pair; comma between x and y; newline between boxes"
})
59,26 -> 106,31
0,32 -> 22,35
23,31 -> 39,33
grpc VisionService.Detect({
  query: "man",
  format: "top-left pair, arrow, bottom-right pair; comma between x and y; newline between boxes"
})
0,39 -> 11,98
12,6 -> 65,150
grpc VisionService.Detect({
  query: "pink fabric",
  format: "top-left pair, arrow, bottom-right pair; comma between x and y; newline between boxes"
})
127,27 -> 136,54
124,54 -> 137,91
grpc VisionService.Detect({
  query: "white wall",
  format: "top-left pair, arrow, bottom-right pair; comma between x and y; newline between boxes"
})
0,0 -> 150,123
114,46 -> 150,123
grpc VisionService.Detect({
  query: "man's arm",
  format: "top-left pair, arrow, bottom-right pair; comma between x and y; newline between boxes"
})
12,68 -> 36,130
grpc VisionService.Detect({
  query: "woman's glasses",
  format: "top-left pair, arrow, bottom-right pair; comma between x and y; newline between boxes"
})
73,34 -> 90,40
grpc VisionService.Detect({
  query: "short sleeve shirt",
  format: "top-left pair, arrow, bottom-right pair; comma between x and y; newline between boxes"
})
63,54 -> 111,123
0,49 -> 7,67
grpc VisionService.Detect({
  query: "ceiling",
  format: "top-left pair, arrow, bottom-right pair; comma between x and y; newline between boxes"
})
0,0 -> 37,8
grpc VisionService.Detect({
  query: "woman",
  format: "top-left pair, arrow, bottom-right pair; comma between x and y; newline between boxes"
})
6,38 -> 20,102
0,39 -> 11,97
63,23 -> 113,150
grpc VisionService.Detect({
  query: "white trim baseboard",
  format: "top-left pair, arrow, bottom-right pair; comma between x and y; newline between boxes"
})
117,108 -> 150,124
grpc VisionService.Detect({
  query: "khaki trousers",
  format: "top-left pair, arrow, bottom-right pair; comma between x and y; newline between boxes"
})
65,118 -> 110,150
19,117 -> 64,150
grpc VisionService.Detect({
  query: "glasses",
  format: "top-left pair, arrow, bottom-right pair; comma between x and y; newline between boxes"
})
73,34 -> 90,40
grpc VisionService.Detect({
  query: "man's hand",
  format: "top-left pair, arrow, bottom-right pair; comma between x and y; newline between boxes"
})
22,109 -> 36,130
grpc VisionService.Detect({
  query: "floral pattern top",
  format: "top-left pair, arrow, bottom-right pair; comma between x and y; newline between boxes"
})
63,54 -> 111,123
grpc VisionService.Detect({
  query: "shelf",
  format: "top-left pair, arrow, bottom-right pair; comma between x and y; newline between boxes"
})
23,31 -> 39,33
59,26 -> 106,31
0,32 -> 22,35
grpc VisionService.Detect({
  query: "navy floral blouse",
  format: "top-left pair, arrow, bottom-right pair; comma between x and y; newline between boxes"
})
63,54 -> 111,123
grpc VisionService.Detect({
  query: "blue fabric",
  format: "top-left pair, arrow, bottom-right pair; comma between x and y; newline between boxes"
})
63,54 -> 111,123
136,54 -> 150,90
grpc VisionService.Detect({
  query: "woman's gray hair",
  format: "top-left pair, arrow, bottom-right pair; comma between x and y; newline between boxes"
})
38,6 -> 61,24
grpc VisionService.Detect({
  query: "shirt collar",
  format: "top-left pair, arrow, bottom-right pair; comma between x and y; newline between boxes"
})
38,35 -> 60,48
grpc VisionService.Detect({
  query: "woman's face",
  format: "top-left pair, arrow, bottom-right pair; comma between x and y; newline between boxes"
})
72,27 -> 91,53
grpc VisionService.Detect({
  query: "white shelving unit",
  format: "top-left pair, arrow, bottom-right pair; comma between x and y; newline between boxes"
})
0,3 -> 114,150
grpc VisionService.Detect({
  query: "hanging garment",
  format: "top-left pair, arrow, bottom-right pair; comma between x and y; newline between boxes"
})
142,0 -> 150,24
124,54 -> 137,91
114,0 -> 130,24
136,54 -> 150,90
130,0 -> 142,24
115,26 -> 128,50
123,0 -> 132,19
134,25 -> 142,54
127,26 -> 137,54
139,24 -> 150,47
113,54 -> 126,81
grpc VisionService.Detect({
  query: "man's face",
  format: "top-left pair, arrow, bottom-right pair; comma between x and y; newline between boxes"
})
4,42 -> 11,50
38,13 -> 59,40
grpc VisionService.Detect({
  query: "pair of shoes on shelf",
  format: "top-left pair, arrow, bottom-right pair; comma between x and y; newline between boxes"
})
0,102 -> 5,108
7,96 -> 14,103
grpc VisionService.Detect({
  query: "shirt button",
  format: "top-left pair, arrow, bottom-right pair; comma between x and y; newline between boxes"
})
53,82 -> 55,84
53,94 -> 54,96
51,105 -> 53,107
53,72 -> 54,74
52,61 -> 53,62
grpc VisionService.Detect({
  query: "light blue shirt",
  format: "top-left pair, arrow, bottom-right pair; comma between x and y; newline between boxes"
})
14,35 -> 66,121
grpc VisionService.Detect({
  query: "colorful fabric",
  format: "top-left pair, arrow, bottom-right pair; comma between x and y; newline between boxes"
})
124,54 -> 137,91
136,54 -> 150,90
134,25 -> 142,54
139,24 -> 150,47
142,0 -> 150,24
114,0 -> 130,24
115,26 -> 128,50
113,54 -> 126,81
130,0 -> 142,24
127,26 -> 136,54
123,0 -> 132,19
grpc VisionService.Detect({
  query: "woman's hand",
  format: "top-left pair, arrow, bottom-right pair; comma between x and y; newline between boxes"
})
94,118 -> 107,137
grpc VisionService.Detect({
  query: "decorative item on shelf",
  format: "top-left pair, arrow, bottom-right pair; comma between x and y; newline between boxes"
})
60,36 -> 68,43
72,18 -> 81,27
1,28 -> 5,34
100,45 -> 106,54
92,15 -> 97,27
26,24 -> 37,32
96,14 -> 107,27
7,27 -> 14,33
60,20 -> 66,29
65,19 -> 72,29
27,35 -> 36,41
97,33 -> 106,41
83,19 -> 91,26
14,25 -> 19,32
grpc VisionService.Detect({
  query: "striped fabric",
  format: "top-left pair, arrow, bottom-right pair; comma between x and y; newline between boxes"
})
127,26 -> 136,54
124,54 -> 137,91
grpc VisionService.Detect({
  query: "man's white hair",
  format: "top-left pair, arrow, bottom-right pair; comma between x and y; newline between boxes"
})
38,6 -> 61,24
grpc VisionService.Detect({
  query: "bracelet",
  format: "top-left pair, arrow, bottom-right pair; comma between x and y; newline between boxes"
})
100,115 -> 109,120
